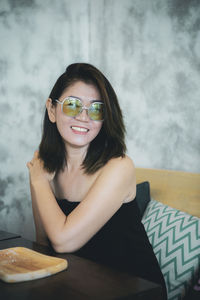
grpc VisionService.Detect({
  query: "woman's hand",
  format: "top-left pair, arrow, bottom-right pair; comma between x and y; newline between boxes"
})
27,151 -> 55,185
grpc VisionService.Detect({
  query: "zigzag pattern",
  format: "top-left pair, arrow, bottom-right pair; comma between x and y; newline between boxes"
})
142,199 -> 200,300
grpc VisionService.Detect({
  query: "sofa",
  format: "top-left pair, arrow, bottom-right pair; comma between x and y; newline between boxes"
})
135,167 -> 200,300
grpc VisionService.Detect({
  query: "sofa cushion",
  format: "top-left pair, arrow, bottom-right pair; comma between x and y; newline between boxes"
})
142,199 -> 200,300
135,181 -> 150,218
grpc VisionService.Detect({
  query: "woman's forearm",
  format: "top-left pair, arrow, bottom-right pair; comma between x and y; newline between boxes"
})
30,184 -> 49,245
30,180 -> 67,248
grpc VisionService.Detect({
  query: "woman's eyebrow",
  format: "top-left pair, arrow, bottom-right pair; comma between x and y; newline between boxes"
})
69,95 -> 102,103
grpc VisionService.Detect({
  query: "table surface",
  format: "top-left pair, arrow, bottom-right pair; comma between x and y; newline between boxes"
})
0,235 -> 164,300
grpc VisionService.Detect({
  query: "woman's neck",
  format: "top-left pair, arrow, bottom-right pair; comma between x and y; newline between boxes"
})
65,143 -> 89,172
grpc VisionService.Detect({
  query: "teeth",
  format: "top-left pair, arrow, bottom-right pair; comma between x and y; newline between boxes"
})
71,126 -> 88,132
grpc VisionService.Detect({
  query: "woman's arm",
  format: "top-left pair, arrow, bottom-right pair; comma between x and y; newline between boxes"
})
27,151 -> 136,253
30,184 -> 49,246
27,151 -> 66,247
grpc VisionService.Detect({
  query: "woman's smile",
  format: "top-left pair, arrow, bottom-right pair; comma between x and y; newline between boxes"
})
71,126 -> 89,134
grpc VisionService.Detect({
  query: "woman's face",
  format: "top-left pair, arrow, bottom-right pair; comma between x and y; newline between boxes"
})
49,81 -> 103,149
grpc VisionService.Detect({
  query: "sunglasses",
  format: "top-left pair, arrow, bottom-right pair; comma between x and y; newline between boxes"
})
55,97 -> 104,121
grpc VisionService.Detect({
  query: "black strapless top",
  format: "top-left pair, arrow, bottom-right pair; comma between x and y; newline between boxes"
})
56,198 -> 167,298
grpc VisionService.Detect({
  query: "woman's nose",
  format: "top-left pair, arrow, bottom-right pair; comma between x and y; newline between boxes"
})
75,108 -> 90,122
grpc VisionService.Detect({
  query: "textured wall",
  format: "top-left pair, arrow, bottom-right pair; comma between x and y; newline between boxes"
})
0,0 -> 200,239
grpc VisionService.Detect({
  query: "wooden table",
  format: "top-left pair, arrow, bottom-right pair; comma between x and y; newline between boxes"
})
0,236 -> 164,300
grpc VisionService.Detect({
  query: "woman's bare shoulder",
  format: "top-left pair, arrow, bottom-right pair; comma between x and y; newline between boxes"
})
95,155 -> 136,203
102,155 -> 135,174
97,155 -> 136,188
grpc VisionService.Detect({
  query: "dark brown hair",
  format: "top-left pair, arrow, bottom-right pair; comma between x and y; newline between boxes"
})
39,63 -> 126,174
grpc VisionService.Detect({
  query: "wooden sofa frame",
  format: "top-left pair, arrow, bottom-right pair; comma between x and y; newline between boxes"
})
136,168 -> 200,218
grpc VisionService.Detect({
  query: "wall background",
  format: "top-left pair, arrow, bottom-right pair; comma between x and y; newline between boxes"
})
0,0 -> 200,240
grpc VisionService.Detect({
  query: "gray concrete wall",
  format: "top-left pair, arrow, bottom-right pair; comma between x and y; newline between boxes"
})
0,0 -> 200,239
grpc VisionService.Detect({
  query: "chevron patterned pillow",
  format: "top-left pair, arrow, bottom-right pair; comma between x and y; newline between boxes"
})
142,199 -> 200,300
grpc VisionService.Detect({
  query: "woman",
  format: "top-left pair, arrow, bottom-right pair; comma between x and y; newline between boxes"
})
27,63 -> 167,298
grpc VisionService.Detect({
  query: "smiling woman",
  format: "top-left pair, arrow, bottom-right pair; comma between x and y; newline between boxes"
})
27,63 -> 167,299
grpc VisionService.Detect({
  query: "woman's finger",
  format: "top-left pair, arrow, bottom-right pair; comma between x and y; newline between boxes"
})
34,150 -> 39,158
26,162 -> 32,169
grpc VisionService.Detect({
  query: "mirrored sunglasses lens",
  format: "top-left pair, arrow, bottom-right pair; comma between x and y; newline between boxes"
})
63,99 -> 82,117
89,103 -> 104,121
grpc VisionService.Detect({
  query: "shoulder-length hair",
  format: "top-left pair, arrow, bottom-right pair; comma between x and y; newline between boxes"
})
39,63 -> 126,174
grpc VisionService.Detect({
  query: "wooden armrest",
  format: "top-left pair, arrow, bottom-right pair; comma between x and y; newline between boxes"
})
135,168 -> 200,218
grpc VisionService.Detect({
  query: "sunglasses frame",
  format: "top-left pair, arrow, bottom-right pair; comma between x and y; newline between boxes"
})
55,97 -> 104,121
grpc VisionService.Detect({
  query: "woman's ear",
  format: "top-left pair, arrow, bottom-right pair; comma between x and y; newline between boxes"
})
46,98 -> 56,123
